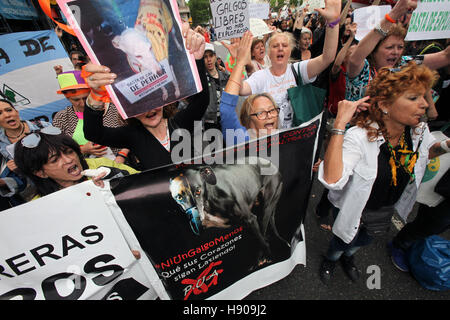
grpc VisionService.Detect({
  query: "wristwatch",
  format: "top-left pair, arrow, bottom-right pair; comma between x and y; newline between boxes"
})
86,97 -> 105,111
374,23 -> 388,38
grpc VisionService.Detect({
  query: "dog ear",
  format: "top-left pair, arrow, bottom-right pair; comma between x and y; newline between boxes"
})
199,167 -> 217,185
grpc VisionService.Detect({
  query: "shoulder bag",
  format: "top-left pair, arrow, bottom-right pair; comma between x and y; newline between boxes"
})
287,63 -> 326,127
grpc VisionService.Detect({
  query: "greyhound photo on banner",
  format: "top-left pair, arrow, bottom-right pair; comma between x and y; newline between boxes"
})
110,116 -> 322,300
0,115 -> 322,300
56,0 -> 202,118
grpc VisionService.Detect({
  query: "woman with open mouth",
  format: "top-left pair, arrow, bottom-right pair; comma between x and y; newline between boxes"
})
0,99 -> 52,208
82,22 -> 209,171
220,32 -> 280,146
237,0 -> 342,130
13,128 -> 138,199
346,0 -> 449,110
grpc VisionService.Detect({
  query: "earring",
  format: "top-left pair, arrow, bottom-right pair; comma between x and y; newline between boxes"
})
382,110 -> 388,115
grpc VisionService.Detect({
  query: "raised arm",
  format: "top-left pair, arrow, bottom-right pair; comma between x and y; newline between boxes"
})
331,22 -> 356,75
323,97 -> 370,183
306,0 -> 341,79
347,0 -> 417,78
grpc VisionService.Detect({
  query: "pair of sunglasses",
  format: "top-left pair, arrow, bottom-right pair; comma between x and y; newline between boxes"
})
21,126 -> 62,148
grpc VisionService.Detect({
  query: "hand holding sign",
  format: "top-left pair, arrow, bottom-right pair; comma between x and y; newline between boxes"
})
184,22 -> 206,59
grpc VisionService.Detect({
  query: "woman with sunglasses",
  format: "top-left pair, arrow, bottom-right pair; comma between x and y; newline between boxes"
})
220,31 -> 280,147
13,127 -> 139,199
317,62 -> 450,284
0,99 -> 52,207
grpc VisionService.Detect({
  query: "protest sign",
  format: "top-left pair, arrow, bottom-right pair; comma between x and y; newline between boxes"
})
0,0 -> 38,20
111,114 -> 322,299
298,0 -> 326,14
249,1 -> 270,19
250,18 -> 272,38
0,30 -> 72,123
416,131 -> 450,207
57,0 -> 202,119
353,5 -> 391,41
210,0 -> 250,40
0,113 -> 323,300
0,182 -> 158,300
405,0 -> 450,41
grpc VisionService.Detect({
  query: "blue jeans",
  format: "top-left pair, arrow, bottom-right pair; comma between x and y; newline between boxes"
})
326,227 -> 374,262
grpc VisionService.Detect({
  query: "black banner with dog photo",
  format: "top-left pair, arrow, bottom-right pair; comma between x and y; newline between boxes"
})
111,119 -> 320,300
57,0 -> 201,118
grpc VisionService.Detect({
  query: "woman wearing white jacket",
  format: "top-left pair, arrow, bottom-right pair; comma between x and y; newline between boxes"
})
318,62 -> 450,283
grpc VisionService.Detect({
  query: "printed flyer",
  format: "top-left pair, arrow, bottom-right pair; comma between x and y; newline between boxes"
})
56,0 -> 202,118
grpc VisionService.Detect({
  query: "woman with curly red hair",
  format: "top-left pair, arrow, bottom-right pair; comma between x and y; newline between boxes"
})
317,62 -> 450,284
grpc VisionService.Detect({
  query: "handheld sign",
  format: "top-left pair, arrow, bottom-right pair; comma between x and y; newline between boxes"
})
406,0 -> 450,41
210,0 -> 250,40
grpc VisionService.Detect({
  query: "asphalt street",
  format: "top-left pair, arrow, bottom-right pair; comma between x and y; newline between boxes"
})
245,177 -> 450,300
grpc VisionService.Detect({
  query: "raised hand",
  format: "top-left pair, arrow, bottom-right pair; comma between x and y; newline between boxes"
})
316,0 -> 341,24
183,22 -> 205,60
335,96 -> 370,129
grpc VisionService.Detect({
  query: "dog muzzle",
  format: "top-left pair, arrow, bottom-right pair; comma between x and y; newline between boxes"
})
185,206 -> 202,236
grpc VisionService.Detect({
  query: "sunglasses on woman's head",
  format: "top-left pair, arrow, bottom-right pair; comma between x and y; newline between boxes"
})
21,126 -> 62,148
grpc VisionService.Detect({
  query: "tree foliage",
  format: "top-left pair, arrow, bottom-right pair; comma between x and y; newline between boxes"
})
188,0 -> 211,25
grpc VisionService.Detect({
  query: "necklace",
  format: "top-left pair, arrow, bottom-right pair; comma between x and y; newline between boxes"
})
6,121 -> 25,139
386,131 -> 417,186
270,67 -> 288,85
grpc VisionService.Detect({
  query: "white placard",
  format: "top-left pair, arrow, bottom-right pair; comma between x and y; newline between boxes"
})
210,0 -> 250,40
114,59 -> 173,104
0,182 -> 157,300
250,18 -> 272,37
405,0 -> 450,41
249,2 -> 270,19
353,5 -> 391,41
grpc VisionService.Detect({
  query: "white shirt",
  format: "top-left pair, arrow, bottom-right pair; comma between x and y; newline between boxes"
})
318,122 -> 435,244
245,60 -> 316,129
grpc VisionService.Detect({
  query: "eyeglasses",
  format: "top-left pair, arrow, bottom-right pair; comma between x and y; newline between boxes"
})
21,126 -> 62,148
250,107 -> 280,120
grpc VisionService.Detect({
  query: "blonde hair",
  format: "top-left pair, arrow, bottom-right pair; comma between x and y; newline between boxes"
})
267,32 -> 296,51
240,93 -> 278,128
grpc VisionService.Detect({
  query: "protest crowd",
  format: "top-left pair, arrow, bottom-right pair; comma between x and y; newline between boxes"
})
0,0 -> 449,299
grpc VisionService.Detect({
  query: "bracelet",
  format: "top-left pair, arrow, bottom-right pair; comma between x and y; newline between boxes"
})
374,23 -> 388,38
331,128 -> 346,135
90,88 -> 111,103
441,140 -> 450,152
229,79 -> 241,88
327,17 -> 340,28
385,13 -> 397,24
86,96 -> 105,111
118,150 -> 129,158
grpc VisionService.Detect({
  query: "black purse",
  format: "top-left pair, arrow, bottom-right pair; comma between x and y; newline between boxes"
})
360,206 -> 396,237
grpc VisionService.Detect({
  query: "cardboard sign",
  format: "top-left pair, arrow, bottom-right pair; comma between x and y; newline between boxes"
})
406,0 -> 450,41
353,5 -> 391,41
210,0 -> 250,40
249,1 -> 270,19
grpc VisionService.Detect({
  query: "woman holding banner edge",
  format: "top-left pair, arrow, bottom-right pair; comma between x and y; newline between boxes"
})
238,0 -> 342,130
